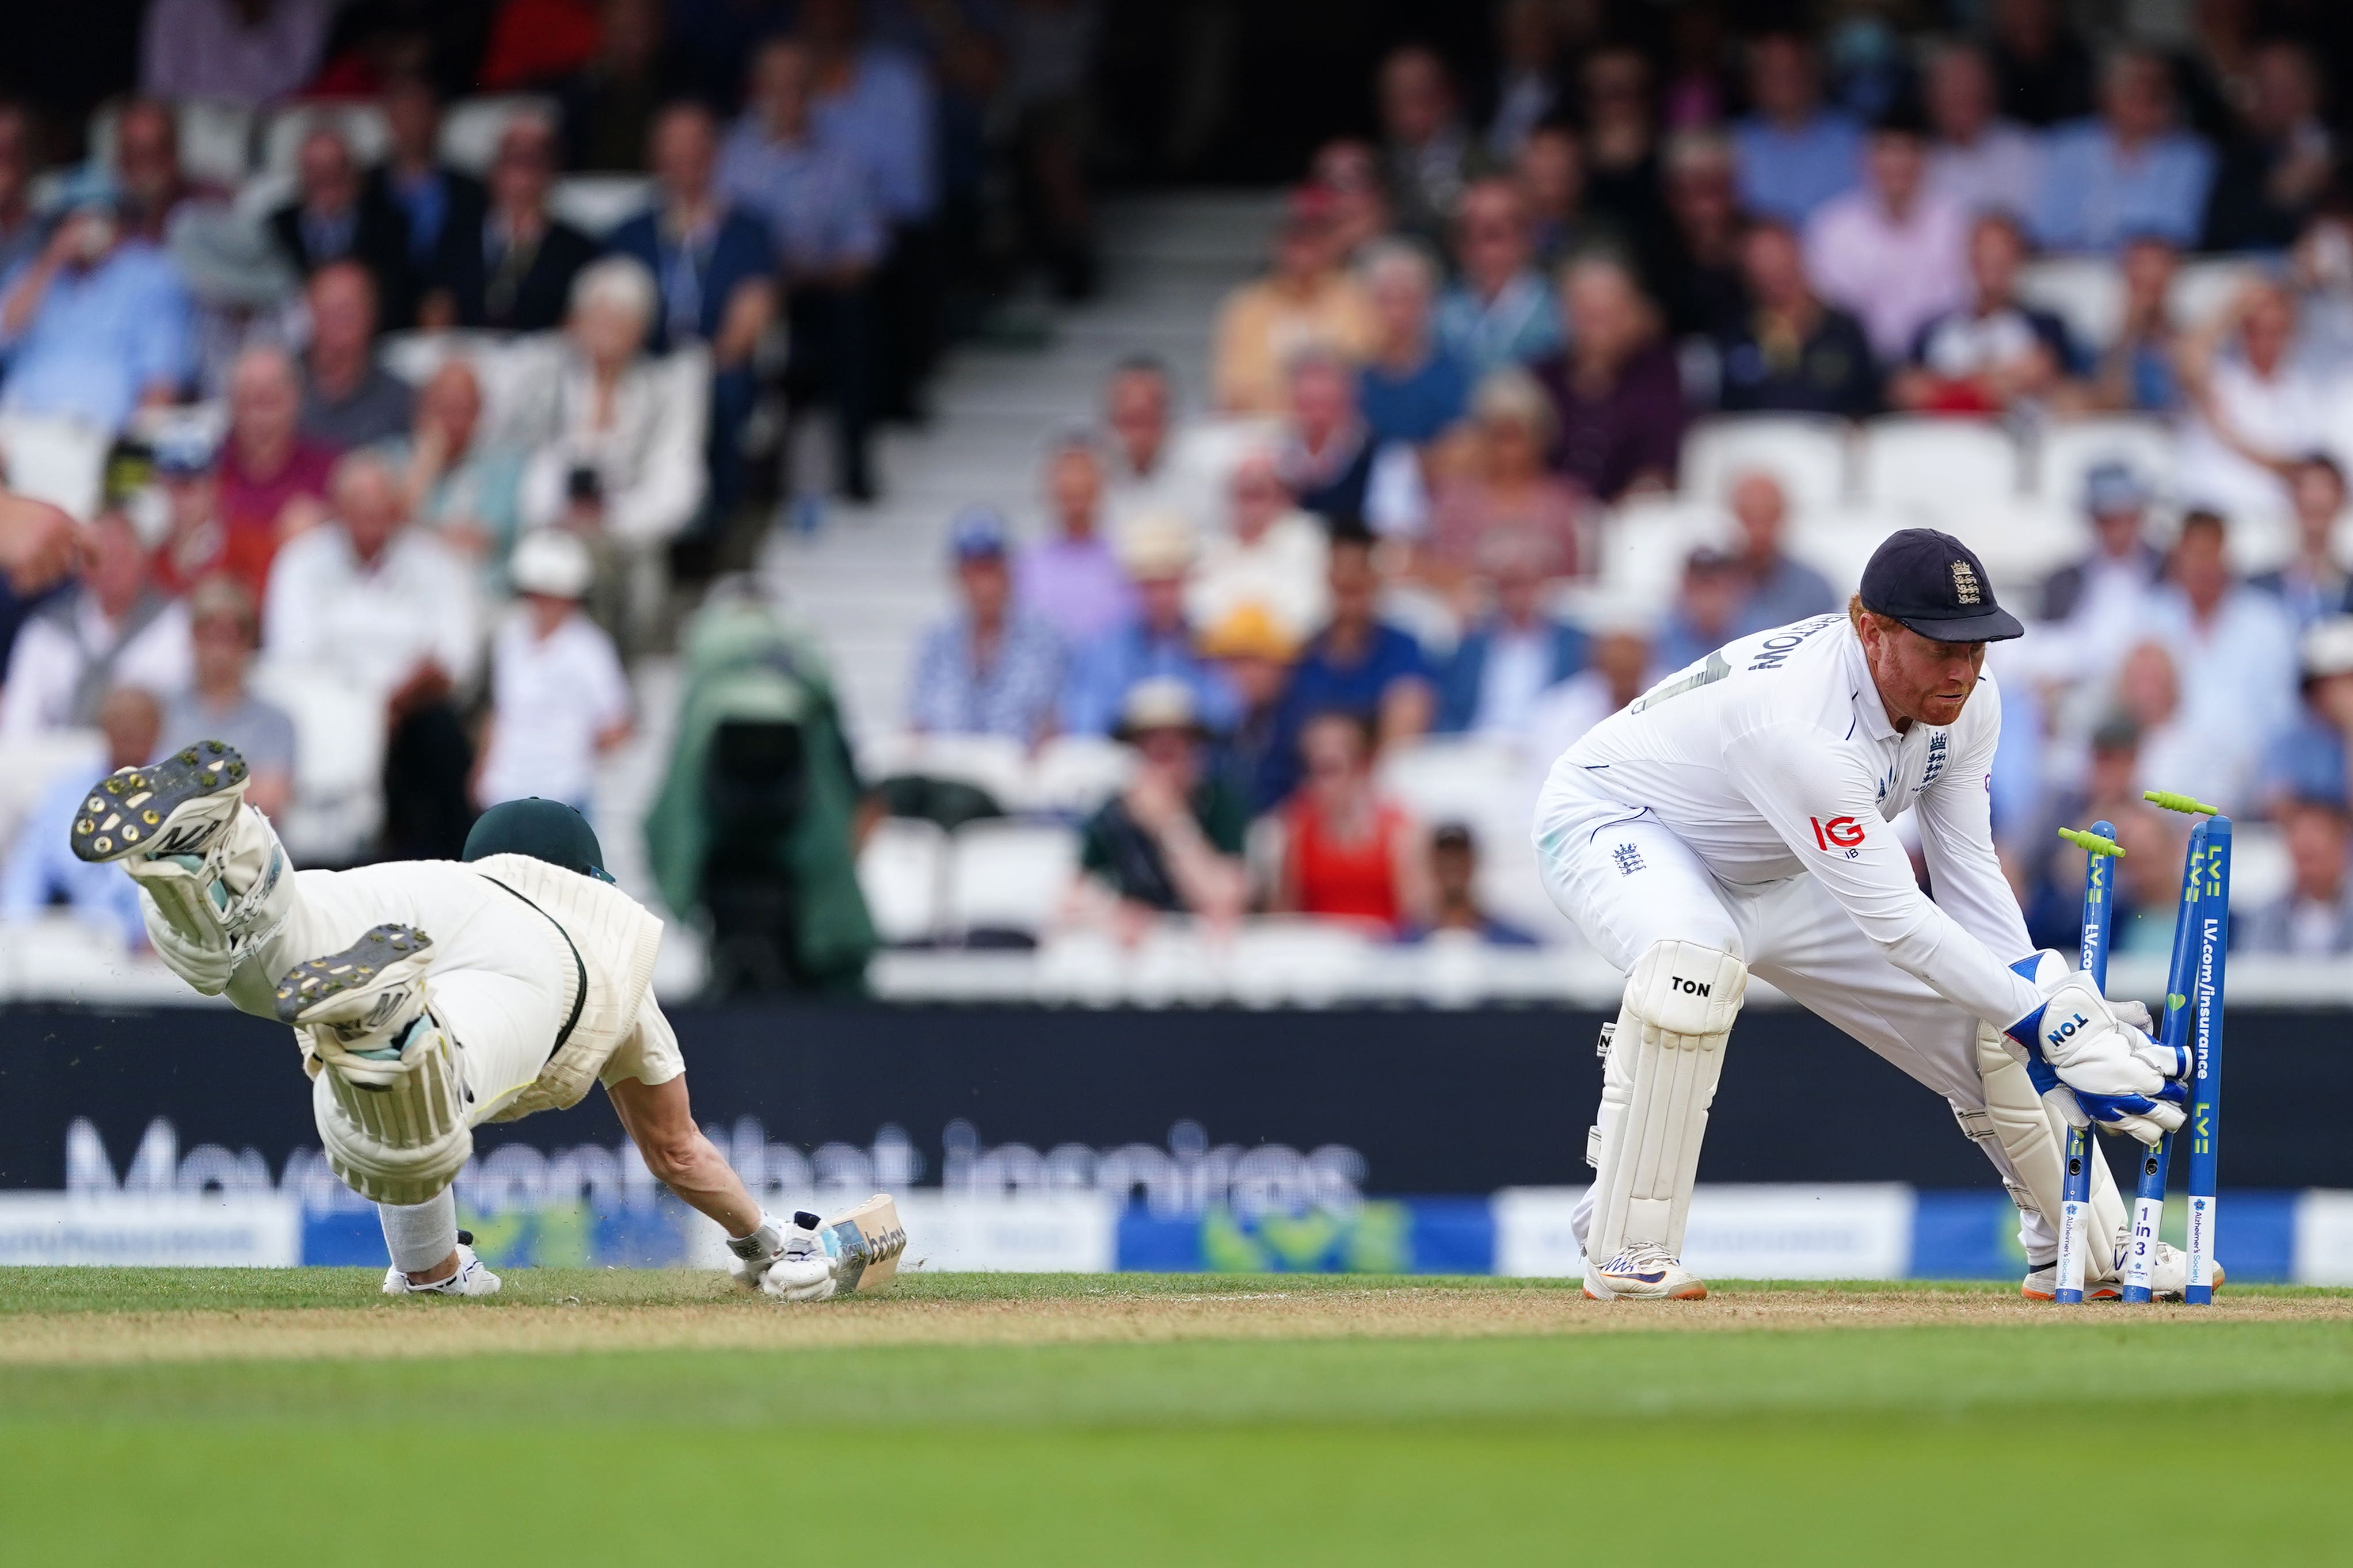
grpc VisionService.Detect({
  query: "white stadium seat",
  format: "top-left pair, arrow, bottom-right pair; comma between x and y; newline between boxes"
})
1679,414 -> 1850,513
862,732 -> 1029,811
0,412 -> 109,521
947,821 -> 1080,938
856,818 -> 948,945
1854,417 -> 2023,518
1026,735 -> 1133,818
2228,823 -> 2293,912
1784,505 -> 1917,598
1940,498 -> 2091,596
0,728 -> 102,862
550,176 -> 653,239
2171,257 -> 2270,330
2016,257 -> 2123,352
1589,497 -> 1735,620
2035,415 -> 2175,508
90,98 -> 256,187
1377,735 -> 1533,837
248,663 -> 386,865
260,102 -> 391,176
438,96 -> 558,175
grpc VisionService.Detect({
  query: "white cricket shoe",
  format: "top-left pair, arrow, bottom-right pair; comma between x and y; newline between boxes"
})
726,1210 -> 820,1291
2020,1242 -> 2223,1302
383,1241 -> 501,1298
759,1218 -> 843,1303
1583,1242 -> 1708,1300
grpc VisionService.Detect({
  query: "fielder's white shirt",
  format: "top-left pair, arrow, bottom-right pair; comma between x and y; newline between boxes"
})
1558,613 -> 2040,1027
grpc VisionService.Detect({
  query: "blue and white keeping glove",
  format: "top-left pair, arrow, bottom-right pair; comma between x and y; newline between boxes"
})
2002,953 -> 2189,1146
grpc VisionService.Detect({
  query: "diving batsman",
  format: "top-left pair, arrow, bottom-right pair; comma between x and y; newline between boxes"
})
68,756 -> 901,1299
1536,528 -> 2214,1300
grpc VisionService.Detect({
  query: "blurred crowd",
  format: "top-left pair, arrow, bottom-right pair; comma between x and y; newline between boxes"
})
8,0 -> 2353,989
903,0 -> 2353,963
0,0 -> 1096,989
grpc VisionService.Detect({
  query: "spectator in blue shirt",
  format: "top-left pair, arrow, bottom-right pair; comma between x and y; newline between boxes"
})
1652,547 -> 1749,676
799,0 -> 937,227
1725,471 -> 1837,636
1259,531 -> 1434,807
1061,512 -> 1240,738
2261,617 -> 2353,815
722,38 -> 886,501
1731,32 -> 1863,223
1358,239 -> 1469,445
1434,179 -> 1563,377
799,0 -> 940,425
367,75 -> 486,281
1435,535 -> 1586,737
908,508 -> 1064,743
1,685 -> 159,948
0,196 -> 193,435
2031,49 -> 2215,253
611,102 -> 779,521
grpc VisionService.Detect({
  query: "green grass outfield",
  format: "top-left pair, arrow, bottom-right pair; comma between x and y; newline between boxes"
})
3,1270 -> 2350,1566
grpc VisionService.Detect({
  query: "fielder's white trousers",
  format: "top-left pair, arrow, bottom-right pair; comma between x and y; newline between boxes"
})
1535,769 -> 2057,1260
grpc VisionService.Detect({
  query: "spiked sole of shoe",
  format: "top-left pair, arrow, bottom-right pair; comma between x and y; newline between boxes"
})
70,740 -> 248,863
273,924 -> 435,1027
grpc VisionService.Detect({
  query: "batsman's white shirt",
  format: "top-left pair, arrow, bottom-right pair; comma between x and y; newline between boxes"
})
1535,613 -> 2046,1101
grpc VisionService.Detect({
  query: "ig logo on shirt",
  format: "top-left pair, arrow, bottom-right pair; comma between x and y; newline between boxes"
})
1809,816 -> 1864,857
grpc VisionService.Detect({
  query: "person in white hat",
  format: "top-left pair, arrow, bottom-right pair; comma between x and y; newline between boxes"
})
473,529 -> 633,815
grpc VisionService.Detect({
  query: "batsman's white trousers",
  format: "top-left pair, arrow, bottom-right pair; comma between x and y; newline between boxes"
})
222,860 -> 683,1127
1535,773 -> 2058,1260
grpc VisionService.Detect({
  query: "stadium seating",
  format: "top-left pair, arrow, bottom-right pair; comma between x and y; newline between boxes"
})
0,412 -> 109,521
551,176 -> 653,239
0,729 -> 101,863
856,817 -> 950,945
947,820 -> 1080,941
259,101 -> 392,175
1026,736 -> 1134,819
247,662 -> 385,865
1854,417 -> 2024,518
2034,415 -> 2176,508
437,96 -> 558,174
1678,414 -> 1850,512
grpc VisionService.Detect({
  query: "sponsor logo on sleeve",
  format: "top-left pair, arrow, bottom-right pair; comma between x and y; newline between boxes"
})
1808,815 -> 1865,857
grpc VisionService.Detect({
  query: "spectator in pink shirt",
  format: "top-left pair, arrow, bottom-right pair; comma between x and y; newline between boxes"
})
1804,102 -> 1970,365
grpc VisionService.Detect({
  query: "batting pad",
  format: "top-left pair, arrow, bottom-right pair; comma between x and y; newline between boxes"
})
1587,940 -> 1747,1262
315,1021 -> 474,1207
1968,1025 -> 2131,1277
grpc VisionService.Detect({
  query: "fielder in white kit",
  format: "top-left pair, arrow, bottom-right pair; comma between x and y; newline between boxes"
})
1537,528 -> 2210,1300
68,761 -> 895,1300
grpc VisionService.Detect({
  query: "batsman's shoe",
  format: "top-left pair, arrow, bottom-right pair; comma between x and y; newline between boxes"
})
759,1217 -> 843,1302
275,924 -> 435,1068
726,1210 -> 814,1291
382,1241 -> 501,1298
1583,1242 -> 1708,1301
2020,1243 -> 2225,1302
68,740 -> 250,865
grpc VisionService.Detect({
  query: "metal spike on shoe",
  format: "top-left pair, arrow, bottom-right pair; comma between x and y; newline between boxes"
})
69,741 -> 252,864
273,924 -> 433,1025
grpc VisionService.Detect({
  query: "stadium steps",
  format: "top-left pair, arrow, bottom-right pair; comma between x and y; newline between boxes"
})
590,192 -> 1278,989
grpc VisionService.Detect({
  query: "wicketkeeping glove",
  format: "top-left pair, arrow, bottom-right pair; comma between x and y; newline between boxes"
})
2005,968 -> 2189,1146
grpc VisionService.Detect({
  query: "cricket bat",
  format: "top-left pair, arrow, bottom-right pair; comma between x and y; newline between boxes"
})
812,1194 -> 907,1293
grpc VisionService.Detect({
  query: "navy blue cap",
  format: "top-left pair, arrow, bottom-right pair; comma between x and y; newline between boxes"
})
1860,528 -> 2024,643
462,799 -> 614,882
947,506 -> 1010,561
